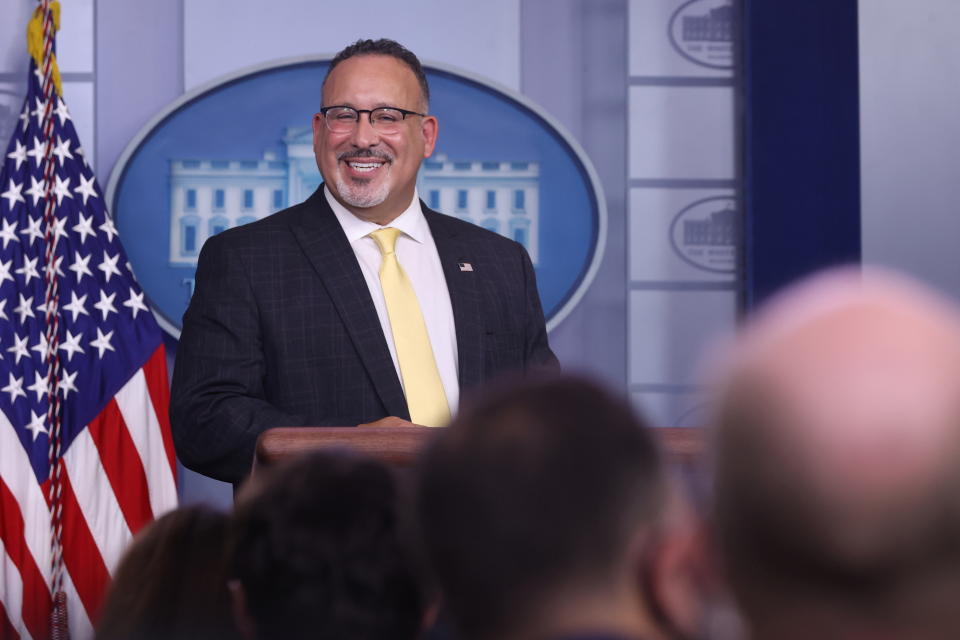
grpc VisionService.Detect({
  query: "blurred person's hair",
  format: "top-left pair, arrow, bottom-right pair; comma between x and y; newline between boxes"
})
713,376 -> 960,625
96,505 -> 239,640
417,374 -> 665,639
228,450 -> 424,640
710,268 -> 960,637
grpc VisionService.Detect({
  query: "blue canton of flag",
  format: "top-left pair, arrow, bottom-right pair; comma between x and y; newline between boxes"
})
0,11 -> 178,640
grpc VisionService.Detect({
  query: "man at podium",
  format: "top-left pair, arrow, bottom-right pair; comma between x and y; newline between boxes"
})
170,39 -> 558,484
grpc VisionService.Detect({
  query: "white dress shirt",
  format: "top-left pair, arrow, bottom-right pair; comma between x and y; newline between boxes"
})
325,186 -> 460,417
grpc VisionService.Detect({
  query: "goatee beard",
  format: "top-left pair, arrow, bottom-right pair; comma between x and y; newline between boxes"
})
335,174 -> 390,208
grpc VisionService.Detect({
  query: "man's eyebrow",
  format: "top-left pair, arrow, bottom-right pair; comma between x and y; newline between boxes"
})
326,101 -> 409,110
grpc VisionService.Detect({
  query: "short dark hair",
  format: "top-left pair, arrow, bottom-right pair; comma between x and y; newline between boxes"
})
96,505 -> 239,640
417,374 -> 664,639
229,450 -> 424,640
325,38 -> 430,108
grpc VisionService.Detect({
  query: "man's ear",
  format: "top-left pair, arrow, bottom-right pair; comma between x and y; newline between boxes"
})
647,520 -> 712,639
228,579 -> 258,640
421,115 -> 439,158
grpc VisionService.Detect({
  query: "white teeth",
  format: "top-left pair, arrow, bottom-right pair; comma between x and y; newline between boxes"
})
347,161 -> 382,172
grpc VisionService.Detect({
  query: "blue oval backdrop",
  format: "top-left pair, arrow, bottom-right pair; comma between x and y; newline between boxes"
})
108,57 -> 605,338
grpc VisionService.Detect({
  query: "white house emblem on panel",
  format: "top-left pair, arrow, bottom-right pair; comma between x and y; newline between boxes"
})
669,0 -> 735,70
669,195 -> 736,273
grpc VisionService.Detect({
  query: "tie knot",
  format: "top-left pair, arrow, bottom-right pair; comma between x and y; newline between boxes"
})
370,227 -> 402,256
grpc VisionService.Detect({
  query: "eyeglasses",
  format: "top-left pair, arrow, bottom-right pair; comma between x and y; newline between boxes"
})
319,106 -> 427,134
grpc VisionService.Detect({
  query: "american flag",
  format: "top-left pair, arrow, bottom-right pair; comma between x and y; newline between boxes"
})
1,4 -> 177,639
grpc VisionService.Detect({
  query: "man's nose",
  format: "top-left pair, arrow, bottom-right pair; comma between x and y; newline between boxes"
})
350,112 -> 381,148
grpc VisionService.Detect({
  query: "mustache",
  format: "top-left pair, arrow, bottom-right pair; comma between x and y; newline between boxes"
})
337,149 -> 394,162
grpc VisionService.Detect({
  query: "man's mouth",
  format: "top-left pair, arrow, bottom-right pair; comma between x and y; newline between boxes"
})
345,160 -> 384,173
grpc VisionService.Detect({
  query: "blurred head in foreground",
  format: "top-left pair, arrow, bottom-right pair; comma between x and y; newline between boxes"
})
418,374 -> 706,640
228,450 -> 423,640
709,268 -> 960,640
96,505 -> 239,640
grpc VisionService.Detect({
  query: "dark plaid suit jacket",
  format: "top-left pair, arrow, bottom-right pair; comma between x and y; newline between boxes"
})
170,187 -> 558,483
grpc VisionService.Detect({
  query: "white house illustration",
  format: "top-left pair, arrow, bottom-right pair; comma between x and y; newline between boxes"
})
169,128 -> 540,267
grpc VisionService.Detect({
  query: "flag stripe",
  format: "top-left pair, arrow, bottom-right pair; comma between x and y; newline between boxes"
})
60,560 -> 93,640
115,361 -> 178,522
86,399 -> 153,534
61,429 -> 132,574
0,416 -> 52,597
0,542 -> 28,640
0,485 -> 48,640
142,346 -> 176,477
0,598 -> 21,640
54,472 -> 110,625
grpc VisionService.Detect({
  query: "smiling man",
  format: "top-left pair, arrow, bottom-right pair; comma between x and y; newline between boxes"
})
170,39 -> 558,485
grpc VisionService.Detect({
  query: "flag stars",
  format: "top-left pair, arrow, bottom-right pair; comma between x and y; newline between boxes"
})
94,290 -> 117,321
6,334 -> 29,364
124,288 -> 149,319
98,251 -> 122,283
1,179 -> 25,210
52,174 -> 73,206
43,254 -> 65,280
0,299 -> 8,321
52,136 -> 73,166
100,217 -> 118,243
69,252 -> 93,283
73,176 -> 98,207
73,212 -> 97,245
51,216 -> 69,243
0,260 -> 13,285
13,294 -> 35,324
25,410 -> 47,441
31,331 -> 49,359
1,373 -> 26,403
26,372 -> 47,404
6,140 -> 27,171
59,330 -> 84,362
31,97 -> 47,126
90,328 -> 115,359
0,219 -> 19,249
53,99 -> 71,126
15,255 -> 39,285
63,291 -> 89,322
25,176 -> 45,206
26,137 -> 47,167
60,368 -> 78,399
20,216 -> 44,245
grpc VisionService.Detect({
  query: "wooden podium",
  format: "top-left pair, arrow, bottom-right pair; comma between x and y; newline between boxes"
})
253,425 -> 704,473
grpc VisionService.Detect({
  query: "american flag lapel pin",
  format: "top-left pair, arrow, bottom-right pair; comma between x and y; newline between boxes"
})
458,262 -> 474,272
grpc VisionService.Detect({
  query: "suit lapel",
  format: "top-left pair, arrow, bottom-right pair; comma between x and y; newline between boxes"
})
288,189 -> 409,420
425,207 -> 484,392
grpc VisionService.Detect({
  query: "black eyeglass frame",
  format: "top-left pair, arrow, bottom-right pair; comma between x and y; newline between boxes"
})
318,105 -> 428,130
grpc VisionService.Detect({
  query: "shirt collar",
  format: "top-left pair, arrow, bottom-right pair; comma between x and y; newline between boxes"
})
324,185 -> 429,245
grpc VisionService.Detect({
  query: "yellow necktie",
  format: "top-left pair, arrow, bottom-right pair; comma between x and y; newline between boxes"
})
370,228 -> 450,427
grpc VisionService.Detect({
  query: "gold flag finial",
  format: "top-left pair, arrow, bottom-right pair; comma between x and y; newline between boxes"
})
27,1 -> 63,97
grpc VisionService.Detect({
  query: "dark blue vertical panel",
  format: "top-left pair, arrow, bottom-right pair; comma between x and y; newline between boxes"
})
742,0 -> 861,309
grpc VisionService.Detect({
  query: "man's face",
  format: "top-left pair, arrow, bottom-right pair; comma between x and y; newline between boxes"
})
313,54 -> 438,224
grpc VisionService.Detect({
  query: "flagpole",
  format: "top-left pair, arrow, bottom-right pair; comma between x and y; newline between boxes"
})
30,0 -> 69,636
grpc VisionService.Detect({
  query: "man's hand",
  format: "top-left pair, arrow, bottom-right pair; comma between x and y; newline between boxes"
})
357,416 -> 419,428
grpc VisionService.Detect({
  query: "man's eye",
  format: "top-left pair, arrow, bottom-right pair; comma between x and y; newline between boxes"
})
333,112 -> 355,121
375,111 -> 401,123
